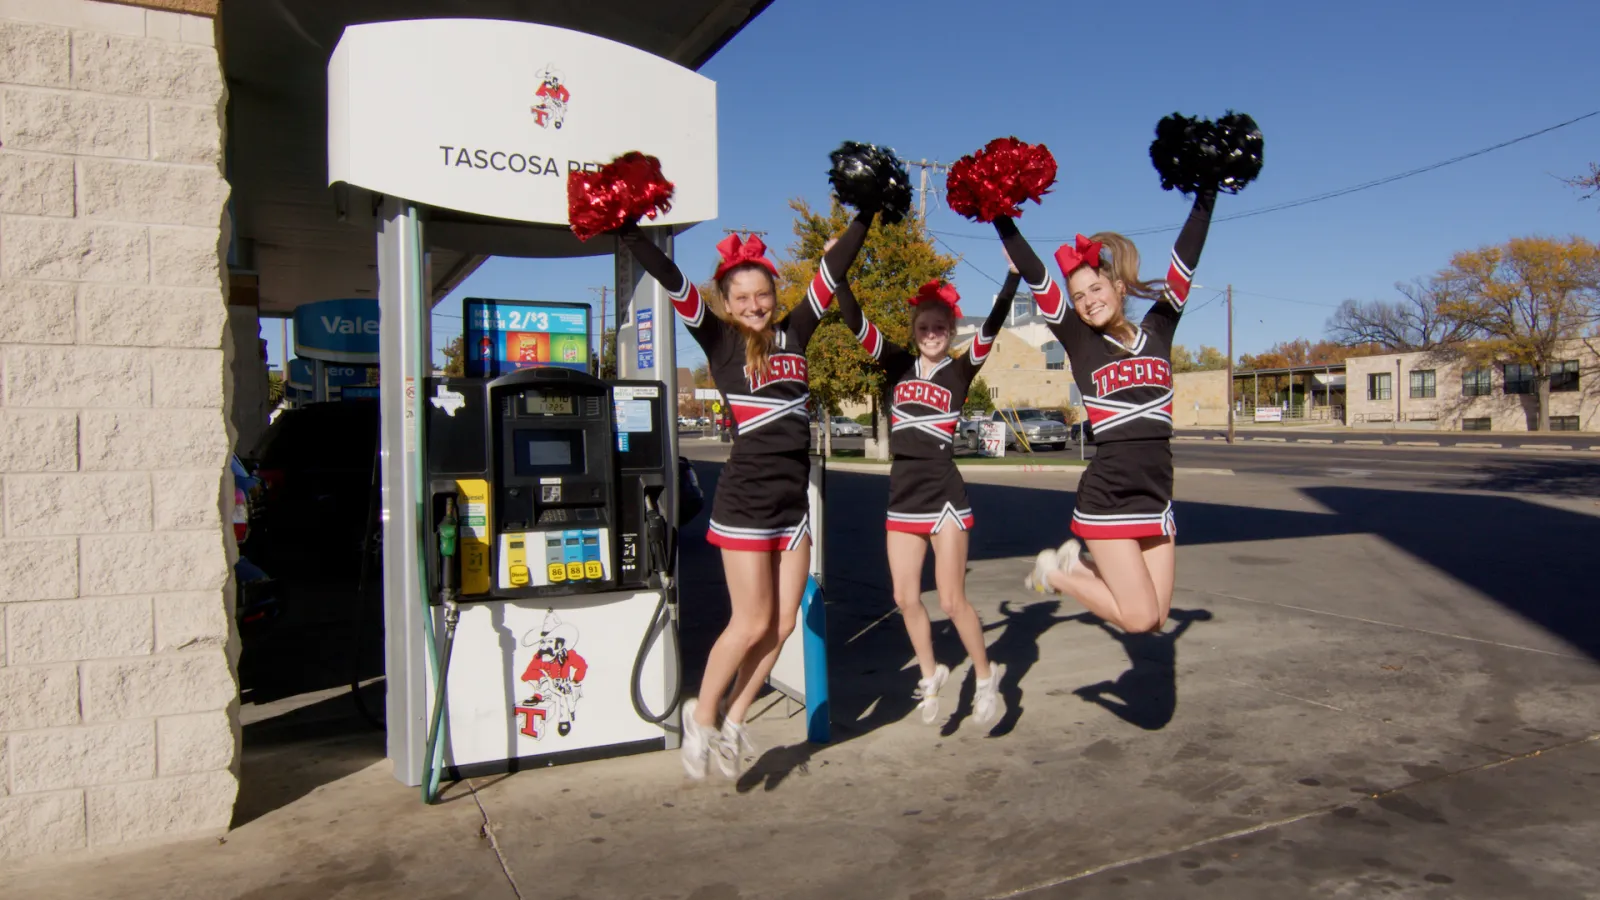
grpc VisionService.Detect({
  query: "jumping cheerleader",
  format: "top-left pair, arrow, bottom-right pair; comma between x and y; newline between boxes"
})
831,252 -> 1021,725
995,188 -> 1215,633
612,205 -> 877,778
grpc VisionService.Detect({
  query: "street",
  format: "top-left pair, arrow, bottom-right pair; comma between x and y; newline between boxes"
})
8,436 -> 1598,900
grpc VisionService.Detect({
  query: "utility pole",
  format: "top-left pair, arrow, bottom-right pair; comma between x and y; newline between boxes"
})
722,226 -> 767,238
906,160 -> 947,222
587,286 -> 609,376
1226,284 -> 1235,445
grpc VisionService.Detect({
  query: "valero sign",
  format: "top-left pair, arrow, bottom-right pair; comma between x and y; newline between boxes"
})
294,298 -> 380,364
327,19 -> 718,227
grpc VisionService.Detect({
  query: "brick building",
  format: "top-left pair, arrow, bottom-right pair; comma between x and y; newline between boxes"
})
1344,341 -> 1599,431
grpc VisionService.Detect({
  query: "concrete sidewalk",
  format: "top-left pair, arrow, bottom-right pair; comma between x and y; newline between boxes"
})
3,462 -> 1597,899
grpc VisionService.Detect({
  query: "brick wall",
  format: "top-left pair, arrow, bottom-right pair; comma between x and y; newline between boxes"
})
0,0 -> 235,859
1173,369 -> 1229,426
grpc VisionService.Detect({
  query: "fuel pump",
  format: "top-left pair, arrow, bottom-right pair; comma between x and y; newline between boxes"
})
420,367 -> 682,798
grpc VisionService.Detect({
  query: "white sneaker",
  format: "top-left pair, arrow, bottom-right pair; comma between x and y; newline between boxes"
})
973,662 -> 1005,726
1025,548 -> 1062,594
913,664 -> 950,724
1058,539 -> 1083,576
680,698 -> 712,780
715,719 -> 758,778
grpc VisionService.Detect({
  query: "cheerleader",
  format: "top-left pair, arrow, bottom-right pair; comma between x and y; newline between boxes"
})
994,187 -> 1215,634
831,251 -> 1020,726
613,209 -> 875,778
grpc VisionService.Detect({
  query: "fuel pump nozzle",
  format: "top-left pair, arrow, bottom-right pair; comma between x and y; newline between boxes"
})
630,492 -> 681,725
423,495 -> 463,804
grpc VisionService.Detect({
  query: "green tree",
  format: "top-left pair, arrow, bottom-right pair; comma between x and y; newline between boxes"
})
267,371 -> 285,407
1436,236 -> 1600,430
776,200 -> 956,458
964,375 -> 996,415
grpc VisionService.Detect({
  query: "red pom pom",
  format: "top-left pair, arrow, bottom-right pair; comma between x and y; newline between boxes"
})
567,152 -> 676,241
945,138 -> 1058,222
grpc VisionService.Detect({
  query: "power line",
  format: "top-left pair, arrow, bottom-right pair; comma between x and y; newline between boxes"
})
929,108 -> 1600,241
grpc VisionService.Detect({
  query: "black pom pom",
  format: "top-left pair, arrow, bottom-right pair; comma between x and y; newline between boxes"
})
828,141 -> 913,224
1149,110 -> 1263,195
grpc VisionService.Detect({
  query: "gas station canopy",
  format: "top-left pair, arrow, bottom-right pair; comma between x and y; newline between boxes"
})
222,0 -> 771,316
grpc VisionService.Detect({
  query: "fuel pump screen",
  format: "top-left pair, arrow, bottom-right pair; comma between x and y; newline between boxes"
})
512,429 -> 586,477
521,392 -> 575,416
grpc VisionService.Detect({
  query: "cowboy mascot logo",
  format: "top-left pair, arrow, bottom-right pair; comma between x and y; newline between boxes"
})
531,65 -> 570,130
514,610 -> 588,740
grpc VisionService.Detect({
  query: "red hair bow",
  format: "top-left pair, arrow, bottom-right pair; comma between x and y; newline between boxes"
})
1054,234 -> 1104,279
714,233 -> 779,281
909,279 -> 963,318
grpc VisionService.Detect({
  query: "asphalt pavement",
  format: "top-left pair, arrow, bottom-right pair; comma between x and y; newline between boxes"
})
8,433 -> 1598,899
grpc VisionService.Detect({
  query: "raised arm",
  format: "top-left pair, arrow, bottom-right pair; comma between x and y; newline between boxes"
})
788,210 -> 874,347
616,224 -> 721,347
965,267 -> 1022,372
993,216 -> 1076,331
1142,188 -> 1217,337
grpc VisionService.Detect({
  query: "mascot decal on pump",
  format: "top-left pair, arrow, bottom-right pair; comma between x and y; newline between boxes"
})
514,610 -> 588,740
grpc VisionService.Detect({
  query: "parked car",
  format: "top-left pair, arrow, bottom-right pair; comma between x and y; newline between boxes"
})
828,415 -> 864,437
244,399 -> 382,583
958,407 -> 1070,451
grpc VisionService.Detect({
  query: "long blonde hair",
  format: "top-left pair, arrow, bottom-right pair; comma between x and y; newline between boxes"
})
1077,231 -> 1163,348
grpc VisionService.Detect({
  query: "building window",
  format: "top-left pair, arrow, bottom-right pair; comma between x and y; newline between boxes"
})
1367,372 -> 1391,401
989,386 -> 999,401
1550,416 -> 1580,432
1504,363 -> 1535,395
1461,417 -> 1492,432
1409,369 -> 1436,399
1462,368 -> 1492,397
1012,297 -> 1032,321
1551,359 -> 1579,393
1043,340 -> 1065,371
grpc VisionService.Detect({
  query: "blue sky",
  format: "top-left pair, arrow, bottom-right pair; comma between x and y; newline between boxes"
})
266,0 -> 1600,371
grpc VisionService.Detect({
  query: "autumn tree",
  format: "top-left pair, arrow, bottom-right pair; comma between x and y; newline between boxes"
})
1325,277 -> 1477,351
1435,236 -> 1600,430
1171,343 -> 1228,373
775,200 -> 956,459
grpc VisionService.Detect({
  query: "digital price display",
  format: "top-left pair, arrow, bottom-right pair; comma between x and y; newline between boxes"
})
463,298 -> 591,378
522,391 -> 575,416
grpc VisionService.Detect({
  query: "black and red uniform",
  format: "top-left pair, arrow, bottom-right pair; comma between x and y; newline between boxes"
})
993,191 -> 1214,540
619,216 -> 870,551
836,272 -> 1019,534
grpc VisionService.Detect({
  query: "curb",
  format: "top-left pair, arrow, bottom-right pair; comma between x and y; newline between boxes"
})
824,462 -> 1235,477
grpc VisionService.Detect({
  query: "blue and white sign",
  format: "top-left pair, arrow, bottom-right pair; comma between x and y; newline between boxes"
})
341,386 -> 381,400
287,358 -> 315,390
636,307 -> 654,372
326,365 -> 379,388
294,298 -> 381,364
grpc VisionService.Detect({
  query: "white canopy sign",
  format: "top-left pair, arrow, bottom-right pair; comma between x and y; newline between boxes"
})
328,19 -> 718,226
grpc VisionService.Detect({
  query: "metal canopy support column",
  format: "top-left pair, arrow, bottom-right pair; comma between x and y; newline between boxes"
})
613,225 -> 682,748
378,197 -> 429,786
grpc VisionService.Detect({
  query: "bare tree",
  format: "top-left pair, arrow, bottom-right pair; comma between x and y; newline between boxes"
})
1562,162 -> 1600,204
1325,276 -> 1477,351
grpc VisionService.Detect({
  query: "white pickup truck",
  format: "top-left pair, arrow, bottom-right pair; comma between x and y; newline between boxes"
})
957,407 -> 1071,451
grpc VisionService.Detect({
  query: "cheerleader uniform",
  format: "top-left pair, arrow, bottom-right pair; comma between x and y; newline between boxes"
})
993,190 -> 1214,540
619,216 -> 871,551
835,272 -> 1020,534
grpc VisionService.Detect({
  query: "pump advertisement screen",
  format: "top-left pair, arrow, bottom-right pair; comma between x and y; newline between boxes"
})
464,298 -> 591,378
